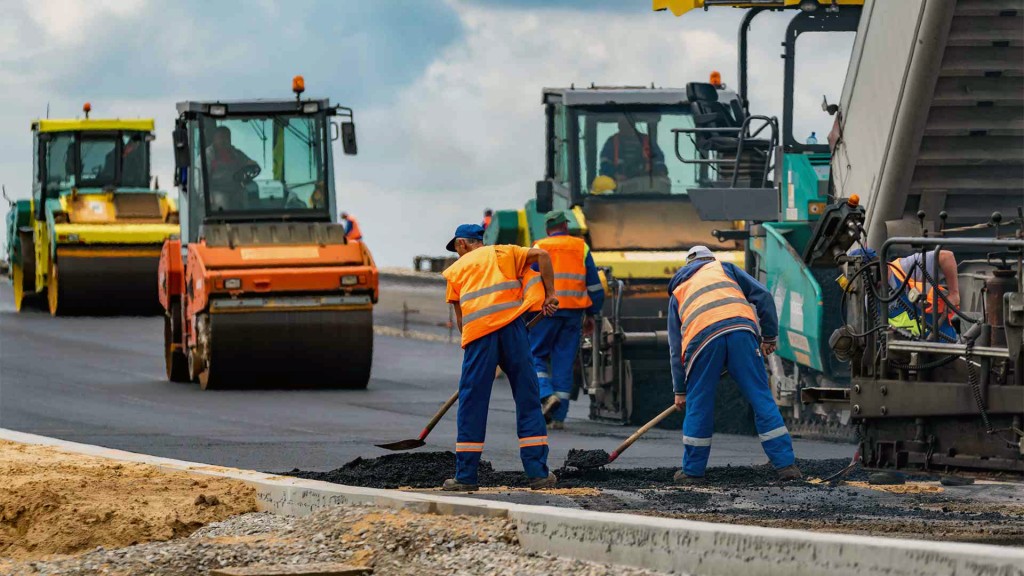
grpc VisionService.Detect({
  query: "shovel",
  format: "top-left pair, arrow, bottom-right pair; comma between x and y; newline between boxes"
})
566,404 -> 680,469
376,390 -> 459,451
376,312 -> 548,451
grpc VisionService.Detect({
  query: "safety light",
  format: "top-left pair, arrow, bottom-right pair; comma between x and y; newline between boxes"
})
224,278 -> 241,290
292,75 -> 305,95
847,194 -> 860,207
83,102 -> 91,119
208,104 -> 227,117
341,275 -> 359,286
302,102 -> 319,114
799,0 -> 819,12
709,71 -> 722,88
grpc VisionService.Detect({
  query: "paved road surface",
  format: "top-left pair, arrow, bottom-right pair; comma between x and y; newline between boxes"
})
0,279 -> 843,475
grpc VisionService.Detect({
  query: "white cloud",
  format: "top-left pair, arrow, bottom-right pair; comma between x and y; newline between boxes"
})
343,0 -> 740,266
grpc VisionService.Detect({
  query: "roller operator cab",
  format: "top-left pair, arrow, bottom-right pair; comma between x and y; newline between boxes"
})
487,86 -> 747,427
5,106 -> 179,315
160,80 -> 378,390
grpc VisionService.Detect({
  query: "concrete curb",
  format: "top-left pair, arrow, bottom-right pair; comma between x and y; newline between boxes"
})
3,428 -> 1022,576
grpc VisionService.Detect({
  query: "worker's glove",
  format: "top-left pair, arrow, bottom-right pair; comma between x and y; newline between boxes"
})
583,315 -> 595,337
761,339 -> 777,357
674,394 -> 687,411
542,297 -> 560,316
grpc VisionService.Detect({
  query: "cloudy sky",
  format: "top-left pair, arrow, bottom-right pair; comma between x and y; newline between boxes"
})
0,0 -> 854,267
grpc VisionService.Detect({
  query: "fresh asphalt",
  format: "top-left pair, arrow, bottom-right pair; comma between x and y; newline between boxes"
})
0,279 -> 843,474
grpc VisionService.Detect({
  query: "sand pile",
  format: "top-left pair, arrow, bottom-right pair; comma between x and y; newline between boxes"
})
0,440 -> 256,560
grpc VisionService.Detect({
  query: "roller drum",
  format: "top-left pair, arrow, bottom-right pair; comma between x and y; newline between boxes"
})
52,248 -> 162,315
201,308 -> 373,389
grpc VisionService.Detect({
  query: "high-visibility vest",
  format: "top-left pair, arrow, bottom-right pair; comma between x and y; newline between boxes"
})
345,216 -> 363,241
483,215 -> 492,228
671,260 -> 756,370
613,133 -> 652,174
887,258 -> 952,336
443,245 -> 543,348
529,235 -> 591,311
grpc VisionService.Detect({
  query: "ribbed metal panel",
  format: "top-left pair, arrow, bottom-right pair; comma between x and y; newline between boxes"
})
905,0 -> 1023,230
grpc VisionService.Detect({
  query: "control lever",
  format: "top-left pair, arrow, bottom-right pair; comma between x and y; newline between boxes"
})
712,229 -> 749,243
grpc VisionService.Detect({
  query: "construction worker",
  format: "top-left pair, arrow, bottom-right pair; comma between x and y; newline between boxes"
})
482,208 -> 493,229
441,224 -> 560,491
340,212 -> 362,241
668,246 -> 801,483
206,126 -> 259,210
887,250 -> 960,342
599,118 -> 668,183
529,211 -> 605,429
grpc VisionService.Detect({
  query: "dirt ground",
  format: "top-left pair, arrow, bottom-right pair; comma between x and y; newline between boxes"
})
0,440 -> 256,562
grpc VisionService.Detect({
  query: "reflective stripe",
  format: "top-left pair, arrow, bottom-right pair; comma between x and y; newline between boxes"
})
519,435 -> 549,448
679,281 -> 739,316
456,442 -> 484,452
460,280 -> 522,305
462,299 -> 524,324
683,435 -> 712,447
587,283 -> 603,291
536,371 -> 551,379
758,426 -> 790,442
554,391 -> 571,400
680,297 -> 750,335
556,290 -> 587,298
525,275 -> 543,290
554,273 -> 587,281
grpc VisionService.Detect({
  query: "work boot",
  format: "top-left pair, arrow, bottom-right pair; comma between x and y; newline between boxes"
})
550,420 -> 565,431
529,472 -> 558,490
673,470 -> 707,485
541,395 -> 561,423
776,465 -> 803,481
441,478 -> 479,492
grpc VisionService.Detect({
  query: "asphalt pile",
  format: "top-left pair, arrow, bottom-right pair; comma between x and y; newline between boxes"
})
287,452 -> 861,491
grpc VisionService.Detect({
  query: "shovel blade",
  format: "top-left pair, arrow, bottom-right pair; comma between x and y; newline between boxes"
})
564,448 -> 611,469
375,439 -> 427,451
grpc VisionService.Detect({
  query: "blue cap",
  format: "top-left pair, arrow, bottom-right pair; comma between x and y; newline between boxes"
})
446,224 -> 485,252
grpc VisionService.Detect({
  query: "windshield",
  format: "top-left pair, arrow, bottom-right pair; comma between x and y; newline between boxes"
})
575,106 -> 698,196
199,114 -> 327,218
43,131 -> 150,192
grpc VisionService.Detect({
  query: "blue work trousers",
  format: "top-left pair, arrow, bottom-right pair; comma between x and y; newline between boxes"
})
456,317 -> 549,484
682,330 -> 795,477
529,312 -> 583,422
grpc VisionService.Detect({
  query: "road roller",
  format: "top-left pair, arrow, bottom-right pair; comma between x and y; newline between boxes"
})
5,104 -> 179,315
159,78 -> 378,390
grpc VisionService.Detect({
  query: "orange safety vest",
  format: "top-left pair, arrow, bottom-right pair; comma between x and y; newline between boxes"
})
888,259 -> 952,320
443,245 -> 543,348
483,215 -> 492,228
345,216 -> 363,241
671,260 -> 756,370
613,133 -> 652,174
529,235 -> 591,311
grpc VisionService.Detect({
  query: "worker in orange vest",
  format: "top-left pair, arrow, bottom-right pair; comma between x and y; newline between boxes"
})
340,212 -> 362,241
668,246 -> 800,484
528,211 -> 605,429
441,224 -> 560,491
482,208 -> 493,229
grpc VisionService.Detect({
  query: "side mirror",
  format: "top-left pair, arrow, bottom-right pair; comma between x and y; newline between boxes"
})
172,119 -> 189,188
535,180 -> 553,213
341,122 -> 358,156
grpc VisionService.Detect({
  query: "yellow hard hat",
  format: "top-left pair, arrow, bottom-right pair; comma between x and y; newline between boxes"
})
591,175 -> 616,195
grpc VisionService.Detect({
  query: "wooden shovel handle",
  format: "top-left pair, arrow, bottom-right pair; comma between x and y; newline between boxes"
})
609,404 -> 680,462
419,390 -> 460,441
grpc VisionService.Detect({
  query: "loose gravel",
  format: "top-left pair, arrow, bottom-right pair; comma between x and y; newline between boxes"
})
5,505 -> 674,576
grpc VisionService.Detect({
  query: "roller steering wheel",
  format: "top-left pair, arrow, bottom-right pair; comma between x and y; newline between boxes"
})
233,163 -> 261,184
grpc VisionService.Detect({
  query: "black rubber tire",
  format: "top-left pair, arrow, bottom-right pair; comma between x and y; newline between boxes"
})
165,301 -> 190,383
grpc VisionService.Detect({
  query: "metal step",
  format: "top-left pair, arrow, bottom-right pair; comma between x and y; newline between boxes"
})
923,106 -> 1024,136
939,46 -> 1024,76
954,0 -> 1023,17
916,136 -> 1024,165
947,15 -> 1024,46
932,77 -> 1024,106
